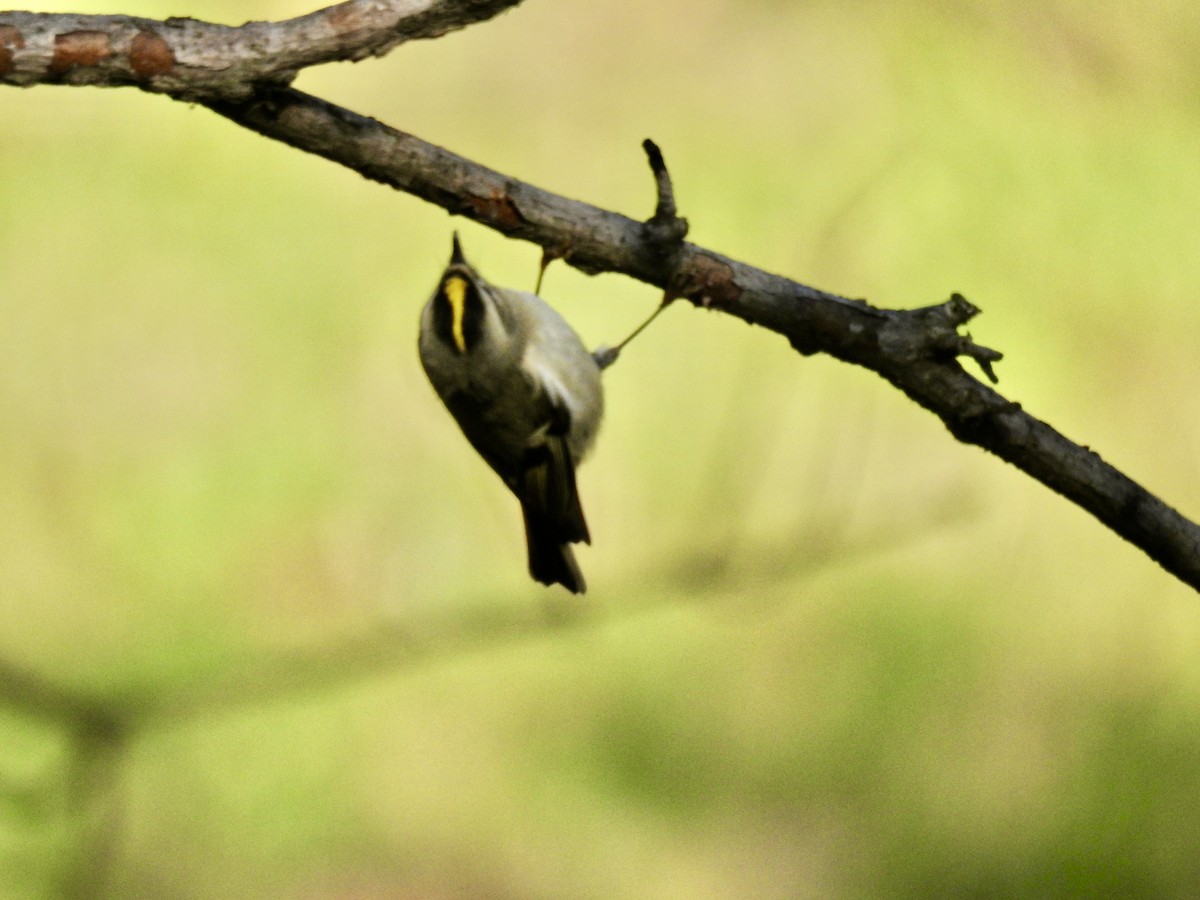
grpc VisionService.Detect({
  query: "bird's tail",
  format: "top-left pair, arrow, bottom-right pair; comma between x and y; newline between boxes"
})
519,433 -> 590,594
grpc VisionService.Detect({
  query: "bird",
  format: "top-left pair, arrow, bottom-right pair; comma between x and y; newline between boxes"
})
418,234 -> 604,593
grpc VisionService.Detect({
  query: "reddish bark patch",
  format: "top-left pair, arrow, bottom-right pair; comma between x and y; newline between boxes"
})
130,30 -> 174,77
49,30 -> 113,74
0,24 -> 24,75
0,25 -> 25,49
326,4 -> 366,31
676,253 -> 740,308
466,190 -> 525,231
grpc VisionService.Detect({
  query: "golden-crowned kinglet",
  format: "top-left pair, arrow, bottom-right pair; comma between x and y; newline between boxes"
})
418,235 -> 603,593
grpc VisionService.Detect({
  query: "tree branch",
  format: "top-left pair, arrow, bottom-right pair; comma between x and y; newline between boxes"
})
4,2 -> 1200,591
205,86 -> 1200,591
0,0 -> 524,98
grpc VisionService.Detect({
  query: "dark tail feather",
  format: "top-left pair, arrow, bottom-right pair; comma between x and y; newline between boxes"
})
522,505 -> 587,593
519,433 -> 590,594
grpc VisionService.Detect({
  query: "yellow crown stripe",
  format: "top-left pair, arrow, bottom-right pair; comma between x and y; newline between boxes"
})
443,275 -> 469,353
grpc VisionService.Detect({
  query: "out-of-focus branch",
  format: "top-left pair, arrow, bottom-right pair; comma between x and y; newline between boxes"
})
0,658 -> 123,732
0,0 -> 524,98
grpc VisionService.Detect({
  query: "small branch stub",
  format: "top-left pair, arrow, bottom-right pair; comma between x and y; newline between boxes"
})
878,292 -> 1003,383
933,293 -> 1003,383
641,138 -> 688,251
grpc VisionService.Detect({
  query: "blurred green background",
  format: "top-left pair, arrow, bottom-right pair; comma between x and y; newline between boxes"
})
4,0 -> 1200,896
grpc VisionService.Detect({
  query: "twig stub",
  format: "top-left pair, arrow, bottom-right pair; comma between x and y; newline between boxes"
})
641,138 -> 689,250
